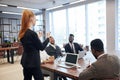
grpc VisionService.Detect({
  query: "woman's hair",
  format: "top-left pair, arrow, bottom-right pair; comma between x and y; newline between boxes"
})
18,9 -> 35,40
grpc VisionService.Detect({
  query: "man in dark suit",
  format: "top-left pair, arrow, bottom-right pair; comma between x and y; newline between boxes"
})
45,36 -> 63,58
79,39 -> 120,80
64,34 -> 83,54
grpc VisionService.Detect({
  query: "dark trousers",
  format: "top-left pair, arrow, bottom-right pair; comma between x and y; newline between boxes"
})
7,50 -> 14,63
54,73 -> 67,80
23,67 -> 44,80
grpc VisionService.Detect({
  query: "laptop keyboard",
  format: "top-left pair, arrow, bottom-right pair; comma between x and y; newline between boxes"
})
57,63 -> 75,68
65,63 -> 74,66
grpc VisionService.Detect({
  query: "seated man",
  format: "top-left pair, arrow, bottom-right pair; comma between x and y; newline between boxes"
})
64,34 -> 83,54
79,39 -> 120,80
45,36 -> 63,58
45,36 -> 67,80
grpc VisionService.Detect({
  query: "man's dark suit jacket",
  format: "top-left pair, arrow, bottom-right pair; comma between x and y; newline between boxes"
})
20,29 -> 49,68
64,43 -> 83,54
45,45 -> 62,59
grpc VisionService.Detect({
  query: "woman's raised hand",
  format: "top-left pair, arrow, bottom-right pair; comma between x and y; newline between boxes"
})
38,31 -> 43,38
46,32 -> 51,38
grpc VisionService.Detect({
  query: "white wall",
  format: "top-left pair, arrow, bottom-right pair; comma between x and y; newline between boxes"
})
106,0 -> 115,54
106,0 -> 120,56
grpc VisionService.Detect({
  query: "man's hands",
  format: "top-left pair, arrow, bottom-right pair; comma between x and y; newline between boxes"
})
42,56 -> 55,64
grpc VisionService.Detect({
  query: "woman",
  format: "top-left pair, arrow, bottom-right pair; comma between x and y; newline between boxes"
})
18,9 -> 50,80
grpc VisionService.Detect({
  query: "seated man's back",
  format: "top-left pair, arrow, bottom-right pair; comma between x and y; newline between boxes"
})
91,54 -> 120,79
79,39 -> 120,80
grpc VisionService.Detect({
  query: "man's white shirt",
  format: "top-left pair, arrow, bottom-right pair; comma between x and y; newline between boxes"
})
40,50 -> 50,63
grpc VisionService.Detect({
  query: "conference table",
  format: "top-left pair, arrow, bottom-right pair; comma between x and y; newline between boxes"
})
0,47 -> 18,63
41,52 -> 96,80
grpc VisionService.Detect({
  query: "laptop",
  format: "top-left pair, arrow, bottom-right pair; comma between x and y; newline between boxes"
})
78,51 -> 86,59
57,53 -> 78,68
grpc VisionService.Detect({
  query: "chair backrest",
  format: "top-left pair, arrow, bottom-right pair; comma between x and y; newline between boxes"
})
12,42 -> 23,55
17,45 -> 23,55
12,42 -> 19,47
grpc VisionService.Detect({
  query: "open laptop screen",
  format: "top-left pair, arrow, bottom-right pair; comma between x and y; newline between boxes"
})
65,53 -> 78,65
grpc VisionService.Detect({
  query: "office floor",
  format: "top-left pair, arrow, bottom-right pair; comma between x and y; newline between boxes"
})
0,56 -> 23,80
0,57 -> 50,80
0,60 -> 23,80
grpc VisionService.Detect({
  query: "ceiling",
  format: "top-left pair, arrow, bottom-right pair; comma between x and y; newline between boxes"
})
0,0 -> 80,15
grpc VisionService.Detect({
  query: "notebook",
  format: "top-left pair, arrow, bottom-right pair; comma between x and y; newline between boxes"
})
57,53 -> 78,68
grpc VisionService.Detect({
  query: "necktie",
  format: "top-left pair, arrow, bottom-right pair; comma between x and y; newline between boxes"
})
71,44 -> 74,53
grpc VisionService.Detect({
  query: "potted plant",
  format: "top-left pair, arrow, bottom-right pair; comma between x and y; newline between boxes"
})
13,37 -> 16,42
6,41 -> 11,47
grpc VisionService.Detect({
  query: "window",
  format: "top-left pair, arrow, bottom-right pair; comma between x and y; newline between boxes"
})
87,1 -> 106,48
48,0 -> 106,49
68,6 -> 86,45
34,15 -> 43,32
34,15 -> 44,41
117,0 -> 120,50
49,9 -> 67,47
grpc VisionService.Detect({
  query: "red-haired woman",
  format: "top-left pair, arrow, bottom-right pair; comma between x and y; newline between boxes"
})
18,9 -> 50,80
